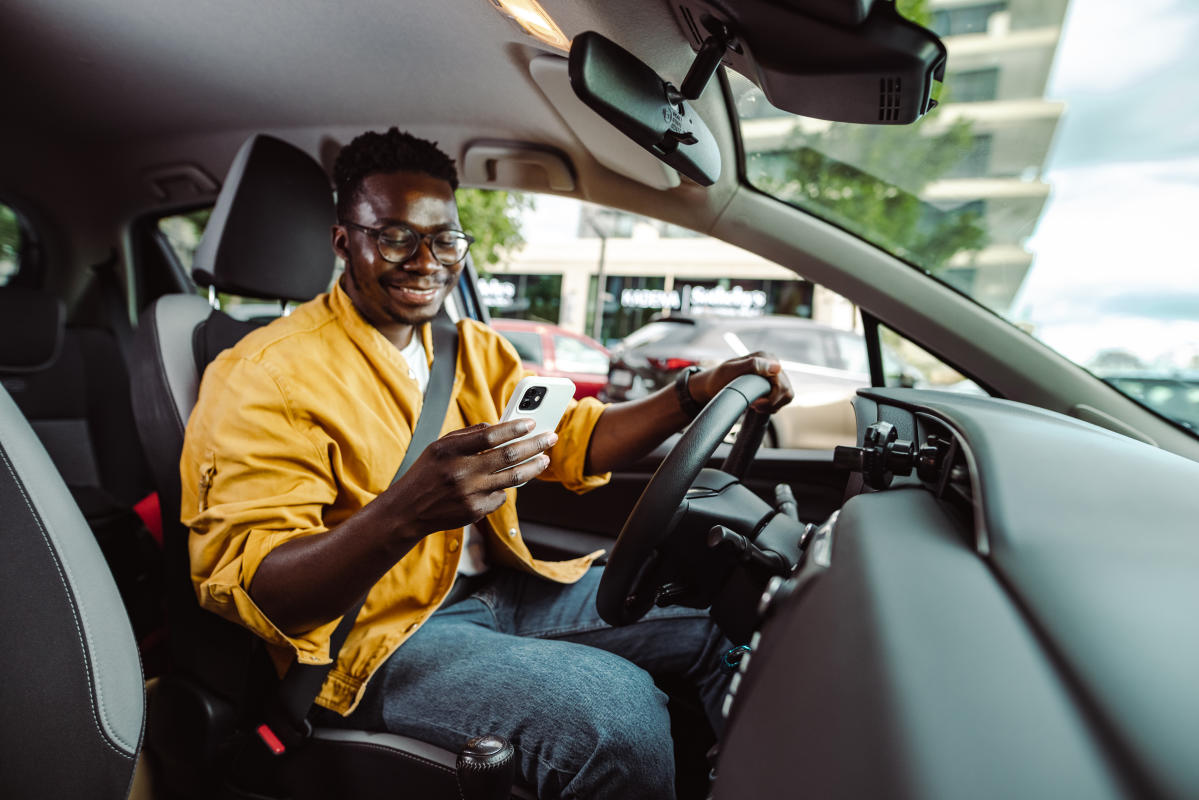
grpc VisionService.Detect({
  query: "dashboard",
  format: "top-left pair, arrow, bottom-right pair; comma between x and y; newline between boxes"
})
714,388 -> 1199,799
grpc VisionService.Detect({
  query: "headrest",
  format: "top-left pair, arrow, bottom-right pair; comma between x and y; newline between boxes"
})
193,135 -> 336,302
0,290 -> 64,372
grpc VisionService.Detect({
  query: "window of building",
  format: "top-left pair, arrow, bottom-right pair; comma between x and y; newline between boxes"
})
945,134 -> 994,179
950,67 -> 1000,103
931,2 -> 1007,37
481,273 -> 562,323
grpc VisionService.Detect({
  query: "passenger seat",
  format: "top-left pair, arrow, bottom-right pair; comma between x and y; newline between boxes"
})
0,288 -> 163,648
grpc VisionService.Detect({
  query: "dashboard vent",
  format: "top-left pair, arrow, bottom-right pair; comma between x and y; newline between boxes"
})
879,76 -> 901,121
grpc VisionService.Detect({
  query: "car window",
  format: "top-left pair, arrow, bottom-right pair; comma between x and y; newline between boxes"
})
834,332 -> 870,375
740,326 -> 829,367
880,323 -> 986,394
156,207 -> 299,318
733,1 -> 1199,437
620,321 -> 698,350
553,335 -> 608,374
499,330 -> 543,365
0,201 -> 37,288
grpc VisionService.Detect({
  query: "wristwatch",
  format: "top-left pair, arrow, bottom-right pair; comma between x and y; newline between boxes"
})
674,365 -> 704,419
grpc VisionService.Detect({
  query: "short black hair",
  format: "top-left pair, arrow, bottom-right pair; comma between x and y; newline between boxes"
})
332,127 -> 459,220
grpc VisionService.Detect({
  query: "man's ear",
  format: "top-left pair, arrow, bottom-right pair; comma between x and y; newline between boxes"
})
331,225 -> 350,263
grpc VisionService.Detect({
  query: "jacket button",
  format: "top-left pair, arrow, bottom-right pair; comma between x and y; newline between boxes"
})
507,527 -> 517,537
448,539 -> 460,552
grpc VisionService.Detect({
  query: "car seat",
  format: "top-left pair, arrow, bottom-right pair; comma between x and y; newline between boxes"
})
0,288 -> 164,653
0,381 -> 145,798
129,134 -> 525,799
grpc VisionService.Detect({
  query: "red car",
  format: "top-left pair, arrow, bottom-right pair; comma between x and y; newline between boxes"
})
491,319 -> 611,399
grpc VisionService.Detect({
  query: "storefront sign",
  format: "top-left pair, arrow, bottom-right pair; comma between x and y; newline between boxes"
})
479,278 -> 517,308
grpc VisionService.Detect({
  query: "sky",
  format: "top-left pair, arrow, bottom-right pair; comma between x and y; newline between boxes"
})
1013,0 -> 1199,369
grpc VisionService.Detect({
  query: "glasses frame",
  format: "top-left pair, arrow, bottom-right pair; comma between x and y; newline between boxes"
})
340,220 -> 475,266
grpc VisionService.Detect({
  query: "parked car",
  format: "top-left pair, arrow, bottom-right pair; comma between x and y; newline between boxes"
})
491,318 -> 611,399
604,315 -> 922,448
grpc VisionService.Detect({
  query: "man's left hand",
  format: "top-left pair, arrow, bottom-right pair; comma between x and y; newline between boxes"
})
689,352 -> 794,414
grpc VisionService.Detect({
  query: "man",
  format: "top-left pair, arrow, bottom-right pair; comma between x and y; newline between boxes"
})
183,128 -> 792,799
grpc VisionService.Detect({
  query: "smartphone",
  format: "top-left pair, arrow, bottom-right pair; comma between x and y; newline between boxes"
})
497,376 -> 575,476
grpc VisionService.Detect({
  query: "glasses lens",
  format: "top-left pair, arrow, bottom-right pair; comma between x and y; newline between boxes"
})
376,226 -> 418,262
431,231 -> 470,265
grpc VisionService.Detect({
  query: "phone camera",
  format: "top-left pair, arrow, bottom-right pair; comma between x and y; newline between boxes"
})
518,386 -> 547,411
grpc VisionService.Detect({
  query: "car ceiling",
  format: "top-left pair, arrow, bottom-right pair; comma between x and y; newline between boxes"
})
1,0 -> 712,187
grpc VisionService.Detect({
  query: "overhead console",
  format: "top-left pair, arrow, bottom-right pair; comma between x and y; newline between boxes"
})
714,388 -> 1199,799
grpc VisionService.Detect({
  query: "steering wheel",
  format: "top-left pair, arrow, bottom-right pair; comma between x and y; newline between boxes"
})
597,374 -> 773,626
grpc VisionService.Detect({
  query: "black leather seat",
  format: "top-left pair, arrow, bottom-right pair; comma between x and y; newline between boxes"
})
130,134 -> 528,800
0,381 -> 145,798
0,288 -> 163,648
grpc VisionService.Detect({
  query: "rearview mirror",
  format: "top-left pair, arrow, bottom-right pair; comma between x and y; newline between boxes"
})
569,31 -> 721,187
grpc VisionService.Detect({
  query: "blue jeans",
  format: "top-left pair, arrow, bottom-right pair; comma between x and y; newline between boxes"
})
320,566 -> 731,799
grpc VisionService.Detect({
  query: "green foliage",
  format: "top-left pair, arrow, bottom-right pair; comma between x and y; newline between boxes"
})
456,188 -> 534,267
757,114 -> 988,272
0,204 -> 22,285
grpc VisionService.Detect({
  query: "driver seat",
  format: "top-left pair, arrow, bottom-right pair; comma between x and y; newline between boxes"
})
130,134 -> 529,799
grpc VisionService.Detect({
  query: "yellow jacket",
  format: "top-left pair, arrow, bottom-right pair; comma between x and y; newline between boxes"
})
182,282 -> 608,714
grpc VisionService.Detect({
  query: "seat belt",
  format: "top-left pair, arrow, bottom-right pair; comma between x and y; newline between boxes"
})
256,310 -> 460,753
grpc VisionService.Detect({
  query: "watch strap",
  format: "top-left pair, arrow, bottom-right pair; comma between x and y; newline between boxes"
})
674,365 -> 703,419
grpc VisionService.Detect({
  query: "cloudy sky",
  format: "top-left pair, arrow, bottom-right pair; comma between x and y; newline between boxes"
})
1013,0 -> 1199,369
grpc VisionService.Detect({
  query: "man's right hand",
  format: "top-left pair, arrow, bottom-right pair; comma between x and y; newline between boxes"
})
384,419 -> 556,540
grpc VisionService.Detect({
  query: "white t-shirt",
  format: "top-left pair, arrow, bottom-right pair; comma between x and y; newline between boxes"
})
398,334 -> 488,575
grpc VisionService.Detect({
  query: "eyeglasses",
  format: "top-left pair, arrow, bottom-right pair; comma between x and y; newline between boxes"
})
341,221 -> 474,266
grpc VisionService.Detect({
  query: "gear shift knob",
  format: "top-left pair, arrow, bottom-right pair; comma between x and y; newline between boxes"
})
456,734 -> 516,800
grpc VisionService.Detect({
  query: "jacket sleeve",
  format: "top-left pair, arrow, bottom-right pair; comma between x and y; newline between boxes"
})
182,355 -> 342,665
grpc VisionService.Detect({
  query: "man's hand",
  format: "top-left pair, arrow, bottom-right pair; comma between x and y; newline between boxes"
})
383,418 -> 556,543
688,352 -> 794,413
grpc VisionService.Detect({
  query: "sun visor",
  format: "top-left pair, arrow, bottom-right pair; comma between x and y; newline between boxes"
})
530,55 -> 681,191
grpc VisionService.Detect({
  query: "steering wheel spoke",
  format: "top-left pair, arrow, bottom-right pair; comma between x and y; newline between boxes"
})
597,375 -> 774,626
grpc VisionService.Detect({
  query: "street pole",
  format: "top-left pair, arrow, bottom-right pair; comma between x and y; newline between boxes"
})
588,218 -> 608,342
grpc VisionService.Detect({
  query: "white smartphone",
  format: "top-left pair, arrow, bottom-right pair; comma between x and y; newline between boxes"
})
497,376 -> 576,474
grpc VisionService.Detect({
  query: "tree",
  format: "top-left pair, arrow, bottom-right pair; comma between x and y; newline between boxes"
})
752,0 -> 988,274
456,188 -> 535,268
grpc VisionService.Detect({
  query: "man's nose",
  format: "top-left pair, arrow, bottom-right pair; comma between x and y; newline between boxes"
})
403,240 -> 441,274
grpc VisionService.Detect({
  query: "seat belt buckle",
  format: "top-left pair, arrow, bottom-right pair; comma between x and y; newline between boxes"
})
255,723 -> 288,756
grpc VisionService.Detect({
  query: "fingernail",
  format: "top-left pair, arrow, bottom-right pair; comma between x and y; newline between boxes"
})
540,454 -> 551,467
545,433 -> 559,447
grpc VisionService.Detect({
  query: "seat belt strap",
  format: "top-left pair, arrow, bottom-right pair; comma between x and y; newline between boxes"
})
263,309 -> 460,747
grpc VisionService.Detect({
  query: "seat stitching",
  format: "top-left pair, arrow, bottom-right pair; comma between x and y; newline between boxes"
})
0,443 -> 137,758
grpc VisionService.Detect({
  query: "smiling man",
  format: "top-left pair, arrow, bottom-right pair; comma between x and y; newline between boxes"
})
183,127 -> 792,799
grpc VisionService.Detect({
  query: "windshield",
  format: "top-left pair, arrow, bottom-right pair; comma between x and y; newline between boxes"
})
734,0 -> 1199,434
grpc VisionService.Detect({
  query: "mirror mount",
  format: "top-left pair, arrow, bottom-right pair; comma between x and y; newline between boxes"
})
677,20 -> 735,101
